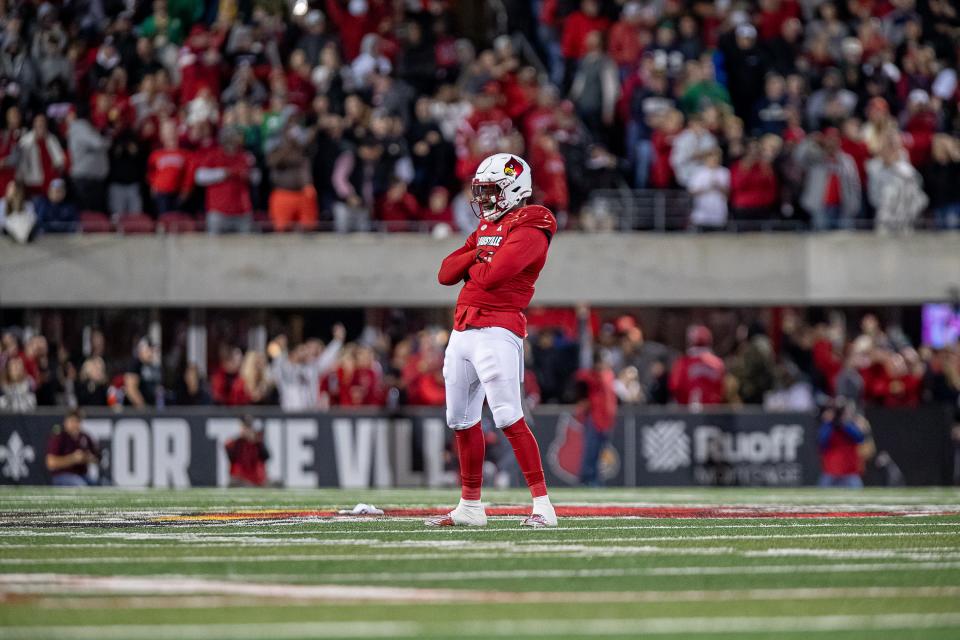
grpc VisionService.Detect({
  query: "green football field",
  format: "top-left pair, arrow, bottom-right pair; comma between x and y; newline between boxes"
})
1,487 -> 959,639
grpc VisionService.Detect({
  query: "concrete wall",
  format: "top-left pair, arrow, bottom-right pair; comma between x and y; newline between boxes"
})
2,232 -> 958,307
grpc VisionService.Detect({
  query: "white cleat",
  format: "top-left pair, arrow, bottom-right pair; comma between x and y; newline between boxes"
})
521,504 -> 558,528
425,502 -> 488,527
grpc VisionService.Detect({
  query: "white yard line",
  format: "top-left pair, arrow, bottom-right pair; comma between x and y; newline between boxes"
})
3,613 -> 960,639
266,560 -> 960,582
3,524 -> 959,542
3,574 -> 960,606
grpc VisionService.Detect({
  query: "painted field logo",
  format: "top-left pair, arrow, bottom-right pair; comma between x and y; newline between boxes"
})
0,431 -> 35,481
642,420 -> 690,472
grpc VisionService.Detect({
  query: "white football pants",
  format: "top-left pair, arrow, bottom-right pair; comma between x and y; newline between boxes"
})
443,327 -> 524,430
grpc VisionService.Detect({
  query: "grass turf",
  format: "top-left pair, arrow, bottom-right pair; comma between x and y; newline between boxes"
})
0,487 -> 958,639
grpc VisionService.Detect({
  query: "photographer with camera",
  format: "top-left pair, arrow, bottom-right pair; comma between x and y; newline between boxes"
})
225,415 -> 270,488
45,409 -> 100,486
817,398 -> 874,488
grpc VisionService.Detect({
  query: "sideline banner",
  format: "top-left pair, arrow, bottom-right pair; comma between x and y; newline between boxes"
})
0,408 -> 951,487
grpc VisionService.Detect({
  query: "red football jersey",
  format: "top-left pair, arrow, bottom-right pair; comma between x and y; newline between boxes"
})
438,205 -> 557,338
668,349 -> 726,405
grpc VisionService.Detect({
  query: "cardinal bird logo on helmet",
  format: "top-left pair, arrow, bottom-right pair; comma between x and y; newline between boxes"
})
503,156 -> 524,177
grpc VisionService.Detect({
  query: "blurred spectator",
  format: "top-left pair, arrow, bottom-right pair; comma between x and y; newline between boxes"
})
45,410 -> 99,486
421,187 -> 454,232
211,347 -> 250,406
687,147 -> 729,230
679,58 -> 730,116
194,126 -> 256,233
330,344 -> 383,406
866,135 -> 928,233
561,0 -> 610,90
818,400 -> 870,488
730,138 -> 780,222
34,179 -> 78,233
764,362 -> 815,411
730,324 -> 776,404
66,108 -> 110,213
268,122 -> 318,232
147,119 -> 189,214
575,305 -> 618,486
0,180 -> 38,243
795,128 -> 861,230
225,415 -> 270,487
174,363 -> 212,406
240,351 -> 276,405
124,338 -> 162,408
608,2 -> 645,74
332,137 -> 387,232
723,23 -> 766,121
751,73 -> 788,136
0,355 -> 36,412
670,111 -> 718,188
268,324 -> 345,411
926,134 -> 960,230
0,106 -> 23,196
107,130 -> 146,218
379,179 -> 420,231
76,357 -> 109,407
569,31 -> 619,144
17,114 -> 64,197
451,182 -> 476,234
669,325 -> 726,406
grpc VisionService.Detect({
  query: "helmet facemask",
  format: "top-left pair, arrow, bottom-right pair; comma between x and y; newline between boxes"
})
471,180 -> 508,221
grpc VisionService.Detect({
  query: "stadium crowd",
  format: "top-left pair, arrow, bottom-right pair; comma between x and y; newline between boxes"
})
0,0 -> 957,239
1,307 -> 958,415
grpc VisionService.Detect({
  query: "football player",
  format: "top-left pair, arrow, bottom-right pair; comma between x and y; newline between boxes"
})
428,153 -> 559,528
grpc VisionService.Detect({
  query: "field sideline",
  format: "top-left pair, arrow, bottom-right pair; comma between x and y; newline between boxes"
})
1,487 -> 959,639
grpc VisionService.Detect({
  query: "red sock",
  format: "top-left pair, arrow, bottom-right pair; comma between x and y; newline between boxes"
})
502,418 -> 548,498
455,423 -> 485,501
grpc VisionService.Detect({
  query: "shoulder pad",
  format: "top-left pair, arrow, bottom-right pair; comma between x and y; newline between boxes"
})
512,205 -> 558,238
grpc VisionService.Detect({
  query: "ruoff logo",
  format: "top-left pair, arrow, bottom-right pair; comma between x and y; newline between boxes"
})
0,432 -> 35,481
641,420 -> 691,472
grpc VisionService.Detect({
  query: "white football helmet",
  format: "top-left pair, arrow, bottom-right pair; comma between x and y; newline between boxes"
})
471,153 -> 533,221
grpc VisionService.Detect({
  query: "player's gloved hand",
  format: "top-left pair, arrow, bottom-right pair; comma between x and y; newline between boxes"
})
475,249 -> 493,264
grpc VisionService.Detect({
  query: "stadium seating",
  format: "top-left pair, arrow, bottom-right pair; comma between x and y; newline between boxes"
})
78,211 -> 114,234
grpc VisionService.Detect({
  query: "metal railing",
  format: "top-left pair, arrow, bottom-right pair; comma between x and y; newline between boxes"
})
586,189 -> 954,233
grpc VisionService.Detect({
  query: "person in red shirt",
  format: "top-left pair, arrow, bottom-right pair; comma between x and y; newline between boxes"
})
430,153 -> 559,528
378,179 -> 420,232
575,352 -> 618,486
324,0 -> 387,61
0,106 -> 23,196
454,89 -> 514,182
839,116 -> 870,186
818,400 -> 868,488
225,416 -> 270,487
178,28 -> 223,103
193,127 -> 256,233
419,186 -> 454,231
669,325 -> 726,405
147,119 -> 189,213
46,410 -> 100,487
336,345 -> 383,405
561,0 -> 610,88
210,347 -> 251,406
607,2 -> 646,74
531,133 -> 569,219
730,141 -> 780,220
